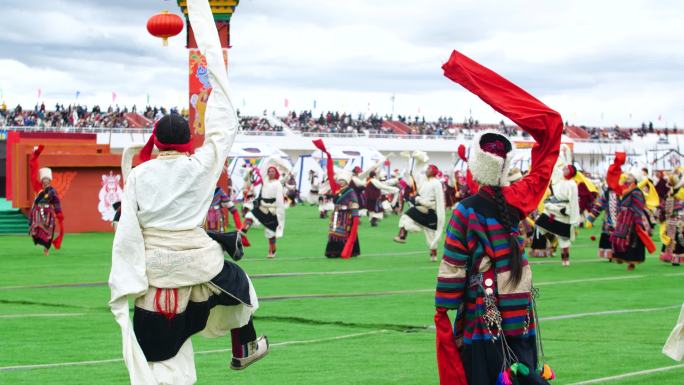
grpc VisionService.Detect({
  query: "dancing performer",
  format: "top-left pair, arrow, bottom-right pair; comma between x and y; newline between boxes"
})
663,303 -> 684,361
534,155 -> 581,266
435,50 -> 561,385
574,169 -> 598,216
307,169 -> 320,205
365,169 -> 400,226
585,164 -> 621,261
607,156 -> 655,271
659,174 -> 684,266
27,145 -> 64,255
350,166 -> 368,217
318,176 -> 335,219
241,165 -> 260,216
284,172 -> 298,207
394,163 -> 446,262
444,170 -> 458,210
528,190 -> 554,258
204,183 -> 231,232
242,157 -> 287,258
312,140 -> 361,258
109,2 -> 268,383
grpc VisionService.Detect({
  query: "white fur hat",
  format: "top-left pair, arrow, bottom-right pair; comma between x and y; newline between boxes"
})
507,167 -> 523,183
39,167 -> 52,181
468,130 -> 515,187
626,166 -> 645,184
335,170 -> 352,184
673,175 -> 684,190
411,150 -> 430,164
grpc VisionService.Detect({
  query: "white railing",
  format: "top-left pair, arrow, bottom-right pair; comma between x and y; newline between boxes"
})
240,130 -> 287,137
1,126 -> 153,134
296,131 -> 365,138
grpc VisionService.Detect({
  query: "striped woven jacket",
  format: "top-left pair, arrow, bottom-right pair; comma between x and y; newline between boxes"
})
435,191 -> 536,343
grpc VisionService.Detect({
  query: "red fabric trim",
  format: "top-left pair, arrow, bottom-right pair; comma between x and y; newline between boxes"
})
457,144 -> 467,162
139,123 -> 193,163
53,213 -> 64,250
466,169 -> 479,194
636,225 -> 656,253
442,50 -> 563,216
435,308 -> 467,385
28,145 -> 44,193
312,139 -> 339,194
606,152 -> 626,196
154,138 -> 193,154
154,288 -> 178,320
229,210 -> 251,247
341,216 -> 359,259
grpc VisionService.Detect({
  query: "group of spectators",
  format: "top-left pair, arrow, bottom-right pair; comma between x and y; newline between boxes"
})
281,110 -> 385,134
576,122 -> 675,141
1,103 -> 134,129
2,102 -> 676,143
238,111 -> 284,133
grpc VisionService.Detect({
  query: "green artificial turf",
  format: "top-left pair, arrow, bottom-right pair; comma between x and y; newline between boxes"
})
1,205 -> 683,384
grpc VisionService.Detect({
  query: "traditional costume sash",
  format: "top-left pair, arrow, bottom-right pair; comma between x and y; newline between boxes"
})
142,228 -> 225,289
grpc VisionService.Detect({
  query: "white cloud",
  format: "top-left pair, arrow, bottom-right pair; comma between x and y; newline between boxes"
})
0,0 -> 682,127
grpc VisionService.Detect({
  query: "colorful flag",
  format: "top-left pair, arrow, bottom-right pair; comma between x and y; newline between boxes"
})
313,100 -> 317,109
284,98 -> 289,108
75,90 -> 81,99
146,93 -> 150,105
112,91 -> 117,103
37,88 -> 42,99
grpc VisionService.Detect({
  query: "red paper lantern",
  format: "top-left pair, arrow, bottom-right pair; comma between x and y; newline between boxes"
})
147,11 -> 184,46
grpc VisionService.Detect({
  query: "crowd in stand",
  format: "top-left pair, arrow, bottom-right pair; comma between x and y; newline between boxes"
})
281,110 -> 385,134
0,102 -> 676,142
238,111 -> 284,133
0,102 -> 134,129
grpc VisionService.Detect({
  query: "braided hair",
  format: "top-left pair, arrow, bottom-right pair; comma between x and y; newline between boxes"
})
490,186 -> 523,288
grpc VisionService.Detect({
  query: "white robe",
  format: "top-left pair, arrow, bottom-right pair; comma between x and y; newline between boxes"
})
540,179 -> 581,248
399,176 -> 446,250
258,178 -> 285,238
367,177 -> 400,219
108,1 -> 254,383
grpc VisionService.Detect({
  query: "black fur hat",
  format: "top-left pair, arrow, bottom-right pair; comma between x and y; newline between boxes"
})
155,113 -> 190,144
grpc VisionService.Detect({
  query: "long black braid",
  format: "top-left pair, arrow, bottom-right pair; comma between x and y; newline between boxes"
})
490,186 -> 523,288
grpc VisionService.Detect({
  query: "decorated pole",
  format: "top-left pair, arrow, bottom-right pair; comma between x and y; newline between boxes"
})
177,0 -> 239,148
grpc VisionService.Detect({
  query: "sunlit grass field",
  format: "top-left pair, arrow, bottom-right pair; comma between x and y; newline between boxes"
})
1,205 -> 683,384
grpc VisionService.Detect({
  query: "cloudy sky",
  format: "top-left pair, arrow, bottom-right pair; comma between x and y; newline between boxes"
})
1,0 -> 682,127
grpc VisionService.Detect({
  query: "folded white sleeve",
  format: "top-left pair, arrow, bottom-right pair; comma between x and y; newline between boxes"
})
109,172 -> 158,385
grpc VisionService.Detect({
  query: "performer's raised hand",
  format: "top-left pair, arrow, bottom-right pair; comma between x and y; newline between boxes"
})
32,144 -> 45,158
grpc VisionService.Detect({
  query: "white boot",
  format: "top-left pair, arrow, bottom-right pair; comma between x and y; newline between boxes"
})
230,336 -> 270,371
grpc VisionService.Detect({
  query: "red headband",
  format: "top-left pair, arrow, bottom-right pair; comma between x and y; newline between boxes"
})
267,166 -> 280,179
427,164 -> 440,175
139,120 -> 194,162
564,165 -> 577,179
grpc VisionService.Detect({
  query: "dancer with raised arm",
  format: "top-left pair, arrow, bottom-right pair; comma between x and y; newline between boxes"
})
109,1 -> 268,383
27,145 -> 64,255
314,139 -> 361,259
435,50 -> 562,385
394,160 -> 446,262
241,156 -> 287,258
